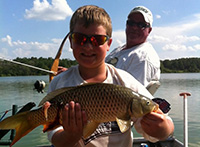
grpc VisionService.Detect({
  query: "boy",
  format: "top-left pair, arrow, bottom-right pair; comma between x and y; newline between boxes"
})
47,5 -> 174,147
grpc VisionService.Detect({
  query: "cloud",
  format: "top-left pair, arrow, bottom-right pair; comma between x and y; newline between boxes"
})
0,35 -> 73,59
175,35 -> 200,42
2,12 -> 200,60
24,0 -> 73,21
1,35 -> 13,46
162,10 -> 171,15
148,35 -> 170,43
110,13 -> 200,60
111,30 -> 126,47
155,15 -> 161,19
148,13 -> 200,59
194,44 -> 200,50
162,44 -> 187,51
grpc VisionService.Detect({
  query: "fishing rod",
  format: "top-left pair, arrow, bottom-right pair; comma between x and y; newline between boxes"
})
0,57 -> 56,75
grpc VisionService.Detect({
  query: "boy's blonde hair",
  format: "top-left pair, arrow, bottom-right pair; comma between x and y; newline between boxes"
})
70,5 -> 112,37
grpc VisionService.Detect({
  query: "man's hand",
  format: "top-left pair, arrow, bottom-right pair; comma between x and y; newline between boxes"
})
141,109 -> 174,140
56,66 -> 68,75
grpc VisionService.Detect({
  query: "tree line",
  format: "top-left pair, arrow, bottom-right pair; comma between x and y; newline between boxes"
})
161,57 -> 200,73
0,57 -> 200,76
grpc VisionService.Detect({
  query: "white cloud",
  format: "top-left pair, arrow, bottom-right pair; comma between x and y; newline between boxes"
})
0,48 -> 8,58
0,35 -> 73,59
147,13 -> 200,59
2,12 -> 200,60
175,35 -> 200,42
162,10 -> 171,15
24,0 -> 73,21
194,44 -> 200,50
162,44 -> 187,51
13,48 -> 32,57
155,15 -> 161,19
148,35 -> 171,43
1,35 -> 13,46
112,30 -> 126,47
109,14 -> 200,59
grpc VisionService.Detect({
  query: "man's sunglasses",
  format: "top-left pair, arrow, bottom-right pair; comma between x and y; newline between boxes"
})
70,32 -> 109,46
126,20 -> 150,30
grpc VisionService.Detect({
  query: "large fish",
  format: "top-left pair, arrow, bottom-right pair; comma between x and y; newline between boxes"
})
0,83 -> 158,146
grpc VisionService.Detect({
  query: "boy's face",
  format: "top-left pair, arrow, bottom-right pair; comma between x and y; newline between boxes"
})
70,23 -> 112,69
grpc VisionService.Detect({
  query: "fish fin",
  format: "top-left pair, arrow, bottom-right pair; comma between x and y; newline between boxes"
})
43,115 -> 62,133
38,87 -> 76,106
0,111 -> 38,146
43,123 -> 61,132
43,106 -> 62,132
43,124 -> 50,132
83,121 -> 99,139
116,117 -> 131,133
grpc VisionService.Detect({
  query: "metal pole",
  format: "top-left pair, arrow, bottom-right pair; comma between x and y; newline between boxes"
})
179,92 -> 191,147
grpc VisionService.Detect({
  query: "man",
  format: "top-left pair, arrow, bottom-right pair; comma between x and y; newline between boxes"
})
106,6 -> 160,88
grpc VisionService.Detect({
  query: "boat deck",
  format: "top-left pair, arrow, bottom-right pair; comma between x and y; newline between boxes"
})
35,137 -> 184,147
133,137 -> 183,147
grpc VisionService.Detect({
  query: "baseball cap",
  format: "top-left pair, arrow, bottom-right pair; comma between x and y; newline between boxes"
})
128,6 -> 153,27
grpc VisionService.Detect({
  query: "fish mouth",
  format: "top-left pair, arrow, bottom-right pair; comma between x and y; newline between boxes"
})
153,103 -> 159,112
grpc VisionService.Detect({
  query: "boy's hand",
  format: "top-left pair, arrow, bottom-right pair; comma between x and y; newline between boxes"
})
141,109 -> 174,140
62,101 -> 88,142
43,101 -> 88,146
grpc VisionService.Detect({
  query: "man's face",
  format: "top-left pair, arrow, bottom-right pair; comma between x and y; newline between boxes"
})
126,12 -> 152,48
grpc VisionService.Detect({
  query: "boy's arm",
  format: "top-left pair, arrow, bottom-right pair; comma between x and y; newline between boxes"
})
51,101 -> 87,147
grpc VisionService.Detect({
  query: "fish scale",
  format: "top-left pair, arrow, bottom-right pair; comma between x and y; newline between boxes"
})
50,84 -> 131,121
59,84 -> 136,121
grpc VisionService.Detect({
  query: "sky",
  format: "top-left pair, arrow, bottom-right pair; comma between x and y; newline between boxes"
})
1,0 -> 200,61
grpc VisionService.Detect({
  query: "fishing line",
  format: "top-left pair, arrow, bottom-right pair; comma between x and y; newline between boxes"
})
0,105 -> 24,115
0,102 -> 36,121
0,110 -> 8,121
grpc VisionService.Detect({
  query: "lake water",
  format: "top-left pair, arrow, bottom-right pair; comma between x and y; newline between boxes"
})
0,73 -> 200,147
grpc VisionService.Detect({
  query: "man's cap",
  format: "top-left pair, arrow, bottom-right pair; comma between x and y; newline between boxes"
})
128,6 -> 153,27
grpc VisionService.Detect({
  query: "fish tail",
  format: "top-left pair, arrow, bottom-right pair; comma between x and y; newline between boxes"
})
0,111 -> 38,146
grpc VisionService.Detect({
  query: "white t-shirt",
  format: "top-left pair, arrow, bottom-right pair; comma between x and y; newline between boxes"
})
47,64 -> 156,147
106,42 -> 160,87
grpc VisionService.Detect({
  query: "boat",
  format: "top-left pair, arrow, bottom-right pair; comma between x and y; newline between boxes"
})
36,137 -> 184,147
133,137 -> 183,147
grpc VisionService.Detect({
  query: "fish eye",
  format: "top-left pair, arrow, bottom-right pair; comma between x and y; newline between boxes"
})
146,101 -> 150,106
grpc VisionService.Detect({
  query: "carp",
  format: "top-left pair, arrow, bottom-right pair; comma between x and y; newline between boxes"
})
0,83 -> 158,146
